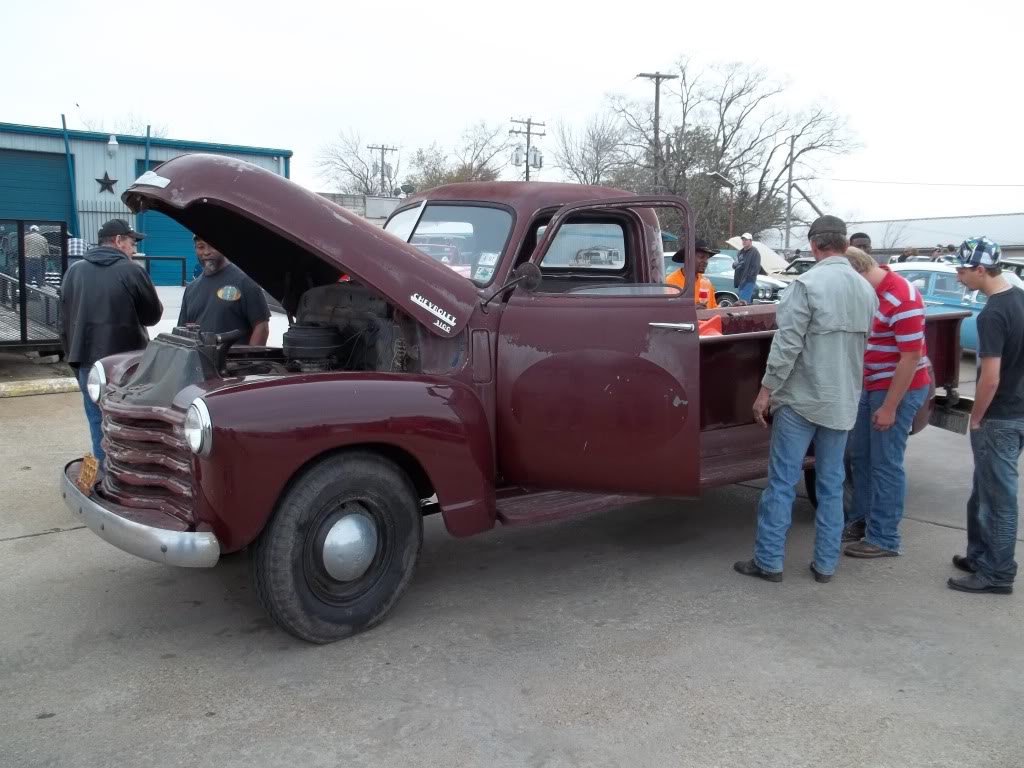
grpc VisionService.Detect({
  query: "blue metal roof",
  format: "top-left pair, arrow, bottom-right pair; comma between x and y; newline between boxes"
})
0,122 -> 292,158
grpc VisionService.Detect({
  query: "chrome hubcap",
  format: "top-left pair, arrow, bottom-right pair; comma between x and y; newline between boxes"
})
322,512 -> 379,582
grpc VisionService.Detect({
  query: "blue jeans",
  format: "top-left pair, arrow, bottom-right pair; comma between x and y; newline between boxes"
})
77,366 -> 105,467
966,418 -> 1024,588
737,282 -> 755,303
754,406 -> 850,575
847,384 -> 929,551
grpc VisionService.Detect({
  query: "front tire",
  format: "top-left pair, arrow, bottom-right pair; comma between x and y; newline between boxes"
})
252,451 -> 423,643
715,292 -> 739,307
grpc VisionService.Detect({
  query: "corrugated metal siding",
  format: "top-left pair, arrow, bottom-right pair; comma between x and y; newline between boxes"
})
1,128 -> 289,282
78,200 -> 137,245
766,213 -> 1024,253
138,212 -> 195,285
320,193 -> 367,216
0,148 -> 72,222
0,131 -> 283,212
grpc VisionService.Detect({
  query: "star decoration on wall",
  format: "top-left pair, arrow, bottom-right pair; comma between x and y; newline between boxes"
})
96,172 -> 117,194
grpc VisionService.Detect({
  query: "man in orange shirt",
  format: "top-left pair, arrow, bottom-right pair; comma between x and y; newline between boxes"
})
667,238 -> 719,309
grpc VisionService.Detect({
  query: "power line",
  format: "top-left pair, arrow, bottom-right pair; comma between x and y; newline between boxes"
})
509,118 -> 545,181
827,177 -> 1024,188
636,71 -> 678,191
367,144 -> 397,195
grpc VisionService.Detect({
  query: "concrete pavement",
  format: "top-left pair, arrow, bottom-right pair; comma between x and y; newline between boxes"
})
1,381 -> 1021,768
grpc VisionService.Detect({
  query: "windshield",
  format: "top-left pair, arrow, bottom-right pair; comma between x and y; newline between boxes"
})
384,204 -> 513,285
706,255 -> 733,275
783,260 -> 815,275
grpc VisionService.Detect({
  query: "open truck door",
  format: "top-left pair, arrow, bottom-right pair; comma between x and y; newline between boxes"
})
495,197 -> 702,497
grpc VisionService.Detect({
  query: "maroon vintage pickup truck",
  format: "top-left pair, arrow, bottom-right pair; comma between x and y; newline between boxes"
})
61,154 -> 969,643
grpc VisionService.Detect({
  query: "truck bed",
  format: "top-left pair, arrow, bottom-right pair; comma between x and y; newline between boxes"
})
492,306 -> 968,528
694,304 -> 968,489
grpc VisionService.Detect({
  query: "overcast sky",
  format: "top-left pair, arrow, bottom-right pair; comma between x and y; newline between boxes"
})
6,0 -> 1021,225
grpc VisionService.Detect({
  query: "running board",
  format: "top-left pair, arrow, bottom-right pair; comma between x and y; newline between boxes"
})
496,490 -> 639,527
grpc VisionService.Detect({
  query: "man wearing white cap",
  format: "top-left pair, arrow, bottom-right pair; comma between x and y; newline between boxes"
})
733,232 -> 760,304
25,224 -> 51,287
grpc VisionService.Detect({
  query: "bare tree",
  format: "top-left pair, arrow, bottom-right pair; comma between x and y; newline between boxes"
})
552,113 -> 626,186
452,121 -> 512,181
405,122 -> 511,192
602,58 -> 855,241
316,131 -> 401,196
82,113 -> 169,137
880,220 -> 910,250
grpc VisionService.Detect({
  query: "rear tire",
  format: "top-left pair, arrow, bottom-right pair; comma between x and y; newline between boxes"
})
251,451 -> 422,644
804,456 -> 854,517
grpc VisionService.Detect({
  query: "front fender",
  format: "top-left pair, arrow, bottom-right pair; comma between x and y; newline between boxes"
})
194,373 -> 495,551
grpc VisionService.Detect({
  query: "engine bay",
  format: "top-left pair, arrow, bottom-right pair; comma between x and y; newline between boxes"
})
212,282 -> 422,378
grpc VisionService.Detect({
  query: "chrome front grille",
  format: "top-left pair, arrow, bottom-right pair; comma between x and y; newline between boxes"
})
99,401 -> 194,521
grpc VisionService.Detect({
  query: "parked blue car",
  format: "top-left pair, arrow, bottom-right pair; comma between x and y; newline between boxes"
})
890,262 -> 995,351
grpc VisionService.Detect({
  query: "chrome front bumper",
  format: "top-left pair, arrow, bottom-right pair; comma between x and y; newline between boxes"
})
62,460 -> 220,568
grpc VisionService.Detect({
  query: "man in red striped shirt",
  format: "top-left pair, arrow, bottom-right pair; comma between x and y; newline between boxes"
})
841,248 -> 931,556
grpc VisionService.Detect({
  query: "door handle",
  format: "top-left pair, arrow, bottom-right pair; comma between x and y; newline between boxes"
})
650,322 -> 696,332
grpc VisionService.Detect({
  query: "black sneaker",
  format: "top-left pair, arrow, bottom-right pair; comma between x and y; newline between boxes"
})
952,555 -> 977,573
733,559 -> 783,582
842,520 -> 866,542
809,563 -> 832,583
947,574 -> 1012,594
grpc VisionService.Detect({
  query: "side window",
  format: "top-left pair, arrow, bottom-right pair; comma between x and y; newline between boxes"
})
900,271 -> 932,294
932,272 -> 965,301
539,222 -> 627,272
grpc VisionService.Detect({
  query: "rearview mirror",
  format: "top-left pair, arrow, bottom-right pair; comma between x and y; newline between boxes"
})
512,262 -> 542,292
480,262 -> 542,312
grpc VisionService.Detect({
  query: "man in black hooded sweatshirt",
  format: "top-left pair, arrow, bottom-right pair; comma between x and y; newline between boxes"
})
61,219 -> 163,468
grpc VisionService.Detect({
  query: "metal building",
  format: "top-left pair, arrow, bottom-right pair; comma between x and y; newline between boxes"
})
0,122 -> 292,285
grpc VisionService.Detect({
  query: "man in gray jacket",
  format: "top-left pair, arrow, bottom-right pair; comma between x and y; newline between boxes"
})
735,215 -> 877,583
733,232 -> 761,304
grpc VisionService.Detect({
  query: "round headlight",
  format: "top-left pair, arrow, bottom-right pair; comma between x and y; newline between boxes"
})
184,398 -> 213,457
87,361 -> 106,403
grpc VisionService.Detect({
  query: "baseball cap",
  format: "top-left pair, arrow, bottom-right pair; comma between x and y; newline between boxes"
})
97,218 -> 145,241
741,232 -> 753,240
672,238 -> 721,263
807,215 -> 847,238
956,236 -> 1001,268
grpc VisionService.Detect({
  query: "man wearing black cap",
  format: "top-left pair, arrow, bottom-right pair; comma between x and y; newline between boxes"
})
735,214 -> 876,584
61,219 -> 163,468
667,239 -> 719,309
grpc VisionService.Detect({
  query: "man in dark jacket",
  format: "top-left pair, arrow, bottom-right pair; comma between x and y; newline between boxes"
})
61,219 -> 163,467
733,232 -> 761,304
178,235 -> 270,344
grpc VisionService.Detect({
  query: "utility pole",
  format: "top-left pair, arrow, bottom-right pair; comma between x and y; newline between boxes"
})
637,71 -> 678,191
784,135 -> 795,250
367,144 -> 397,195
510,118 -> 545,181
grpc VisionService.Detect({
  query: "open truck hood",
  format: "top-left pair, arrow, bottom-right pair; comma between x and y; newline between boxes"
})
122,154 -> 477,338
